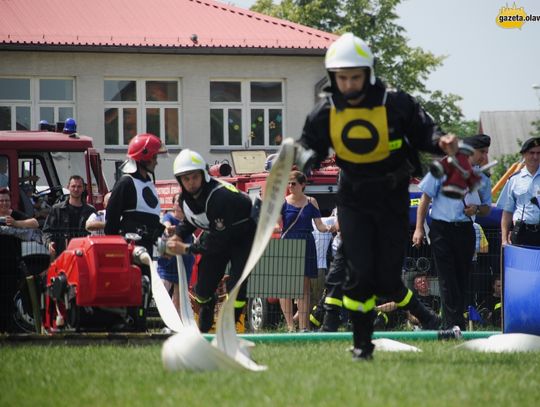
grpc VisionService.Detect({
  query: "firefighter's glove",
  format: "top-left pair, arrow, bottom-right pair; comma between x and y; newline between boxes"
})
294,143 -> 317,174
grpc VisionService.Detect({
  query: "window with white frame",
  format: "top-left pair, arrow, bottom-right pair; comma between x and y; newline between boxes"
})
104,79 -> 181,147
38,79 -> 75,125
0,78 -> 74,131
210,80 -> 284,148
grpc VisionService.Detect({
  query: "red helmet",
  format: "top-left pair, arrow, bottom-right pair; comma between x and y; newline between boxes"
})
127,133 -> 167,162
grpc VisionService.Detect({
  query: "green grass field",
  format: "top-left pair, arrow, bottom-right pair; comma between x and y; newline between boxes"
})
1,340 -> 539,407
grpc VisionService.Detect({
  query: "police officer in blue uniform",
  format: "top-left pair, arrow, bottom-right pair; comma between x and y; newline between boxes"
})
500,137 -> 540,246
298,33 -> 458,360
413,134 -> 492,330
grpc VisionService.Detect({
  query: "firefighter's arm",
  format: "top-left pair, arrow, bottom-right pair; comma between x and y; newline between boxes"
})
104,176 -> 134,235
412,193 -> 432,247
438,134 -> 459,156
166,234 -> 191,255
296,101 -> 332,171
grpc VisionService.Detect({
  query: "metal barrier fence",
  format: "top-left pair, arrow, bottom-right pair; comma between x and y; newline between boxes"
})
244,227 -> 503,332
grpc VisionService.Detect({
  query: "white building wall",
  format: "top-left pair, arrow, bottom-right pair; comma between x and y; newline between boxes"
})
0,51 -> 326,185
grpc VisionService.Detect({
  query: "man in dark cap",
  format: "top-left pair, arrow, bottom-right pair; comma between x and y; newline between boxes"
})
413,134 -> 492,330
464,132 -> 492,182
500,137 -> 540,246
519,137 -> 540,154
463,133 -> 490,147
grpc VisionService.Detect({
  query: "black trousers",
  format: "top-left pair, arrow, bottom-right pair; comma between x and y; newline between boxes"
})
339,203 -> 410,305
194,223 -> 255,306
429,220 -> 475,330
324,243 -> 345,306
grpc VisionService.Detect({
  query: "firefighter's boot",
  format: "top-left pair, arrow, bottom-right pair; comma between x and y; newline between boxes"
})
198,294 -> 217,333
309,304 -> 325,330
321,305 -> 341,332
438,325 -> 463,340
350,310 -> 375,361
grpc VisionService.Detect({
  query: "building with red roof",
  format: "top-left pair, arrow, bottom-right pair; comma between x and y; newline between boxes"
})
0,0 -> 337,182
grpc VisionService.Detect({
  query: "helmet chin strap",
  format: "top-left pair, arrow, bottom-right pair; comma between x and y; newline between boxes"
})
175,172 -> 205,198
327,70 -> 370,108
341,81 -> 370,101
139,159 -> 155,174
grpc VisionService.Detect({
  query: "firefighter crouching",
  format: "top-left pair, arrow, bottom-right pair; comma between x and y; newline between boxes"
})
165,149 -> 256,332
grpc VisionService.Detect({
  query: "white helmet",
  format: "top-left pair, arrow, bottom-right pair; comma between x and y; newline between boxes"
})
325,33 -> 375,85
173,149 -> 210,182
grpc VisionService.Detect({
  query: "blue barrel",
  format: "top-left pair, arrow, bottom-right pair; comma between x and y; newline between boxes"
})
503,244 -> 540,334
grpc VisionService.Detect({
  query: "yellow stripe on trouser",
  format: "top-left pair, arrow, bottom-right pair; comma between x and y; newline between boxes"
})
234,300 -> 246,309
377,311 -> 389,324
494,302 -> 501,310
324,297 -> 343,307
194,295 -> 213,304
343,295 -> 376,313
310,314 -> 321,327
396,289 -> 413,308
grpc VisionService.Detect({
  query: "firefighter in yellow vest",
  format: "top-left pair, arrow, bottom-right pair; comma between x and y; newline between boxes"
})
297,33 -> 458,360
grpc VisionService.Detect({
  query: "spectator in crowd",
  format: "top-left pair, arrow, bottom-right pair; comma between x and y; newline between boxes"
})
85,192 -> 111,235
42,175 -> 96,259
0,156 -> 8,188
278,170 -> 335,332
0,187 -> 39,332
413,134 -> 492,330
500,137 -> 540,247
407,273 -> 441,327
19,179 -> 50,226
157,193 -> 194,315
297,32 -> 456,359
412,273 -> 440,314
311,208 -> 337,309
485,276 -> 502,328
165,149 -> 256,333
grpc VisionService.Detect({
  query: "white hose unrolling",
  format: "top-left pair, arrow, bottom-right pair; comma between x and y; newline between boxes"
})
141,251 -> 184,332
161,137 -> 294,371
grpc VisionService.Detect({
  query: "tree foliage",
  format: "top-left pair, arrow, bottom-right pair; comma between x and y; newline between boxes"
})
251,0 -> 469,130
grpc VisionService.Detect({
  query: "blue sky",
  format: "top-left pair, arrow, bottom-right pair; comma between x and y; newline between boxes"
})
222,0 -> 540,120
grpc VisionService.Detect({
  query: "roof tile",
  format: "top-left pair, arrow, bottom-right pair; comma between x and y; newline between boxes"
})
0,0 -> 337,51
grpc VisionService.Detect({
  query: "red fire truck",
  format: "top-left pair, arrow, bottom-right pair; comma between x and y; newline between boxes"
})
1,123 -> 110,332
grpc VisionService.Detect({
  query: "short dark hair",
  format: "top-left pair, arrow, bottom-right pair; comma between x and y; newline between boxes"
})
68,175 -> 84,184
0,187 -> 10,196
